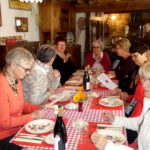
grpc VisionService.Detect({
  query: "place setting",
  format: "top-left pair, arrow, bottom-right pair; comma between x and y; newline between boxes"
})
12,119 -> 55,147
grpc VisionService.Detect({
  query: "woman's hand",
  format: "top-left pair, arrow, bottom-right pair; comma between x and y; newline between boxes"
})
120,92 -> 129,101
110,88 -> 122,95
64,53 -> 71,62
94,134 -> 107,150
48,88 -> 55,95
103,110 -> 115,123
53,69 -> 60,78
32,110 -> 41,120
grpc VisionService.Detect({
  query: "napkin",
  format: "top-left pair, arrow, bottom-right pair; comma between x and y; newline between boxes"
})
14,137 -> 42,144
97,73 -> 117,90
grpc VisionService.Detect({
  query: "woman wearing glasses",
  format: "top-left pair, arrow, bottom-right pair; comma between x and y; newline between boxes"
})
94,62 -> 150,150
0,47 -> 41,150
85,39 -> 111,72
23,45 -> 60,105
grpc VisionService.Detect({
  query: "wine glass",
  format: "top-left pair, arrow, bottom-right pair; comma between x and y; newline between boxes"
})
72,119 -> 89,144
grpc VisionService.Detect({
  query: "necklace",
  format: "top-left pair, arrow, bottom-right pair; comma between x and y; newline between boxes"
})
2,67 -> 18,95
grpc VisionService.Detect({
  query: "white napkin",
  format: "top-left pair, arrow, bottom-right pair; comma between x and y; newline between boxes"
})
97,73 -> 117,90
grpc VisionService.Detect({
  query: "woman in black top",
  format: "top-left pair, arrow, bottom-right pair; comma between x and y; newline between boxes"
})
52,36 -> 75,85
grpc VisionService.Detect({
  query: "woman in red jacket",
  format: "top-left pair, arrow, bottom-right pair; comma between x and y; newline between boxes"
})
85,39 -> 111,72
0,47 -> 41,150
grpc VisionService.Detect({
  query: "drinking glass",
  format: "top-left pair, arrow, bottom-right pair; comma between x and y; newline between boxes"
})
78,102 -> 83,112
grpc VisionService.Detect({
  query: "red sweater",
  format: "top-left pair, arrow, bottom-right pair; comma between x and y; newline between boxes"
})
85,52 -> 111,72
130,81 -> 144,117
0,73 -> 39,139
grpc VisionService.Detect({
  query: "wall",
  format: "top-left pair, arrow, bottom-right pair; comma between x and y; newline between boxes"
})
106,13 -> 130,37
0,0 -> 39,41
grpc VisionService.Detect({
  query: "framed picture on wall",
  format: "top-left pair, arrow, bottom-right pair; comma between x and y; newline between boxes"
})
0,3 -> 2,26
9,0 -> 32,10
15,17 -> 28,32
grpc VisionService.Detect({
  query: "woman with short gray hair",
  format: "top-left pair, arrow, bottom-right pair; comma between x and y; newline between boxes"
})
0,47 -> 41,150
23,45 -> 60,105
85,39 -> 111,72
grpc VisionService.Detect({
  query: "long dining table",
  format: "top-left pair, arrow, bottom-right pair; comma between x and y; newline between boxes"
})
11,70 -> 126,150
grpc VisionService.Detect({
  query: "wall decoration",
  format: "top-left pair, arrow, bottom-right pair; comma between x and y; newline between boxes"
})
9,0 -> 32,10
0,3 -> 2,26
15,17 -> 28,32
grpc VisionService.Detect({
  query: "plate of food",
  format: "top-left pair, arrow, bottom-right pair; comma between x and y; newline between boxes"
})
91,129 -> 125,144
25,119 -> 55,134
49,94 -> 71,102
99,96 -> 123,107
65,80 -> 82,86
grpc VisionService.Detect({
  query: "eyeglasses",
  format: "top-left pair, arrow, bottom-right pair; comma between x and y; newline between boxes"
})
17,64 -> 31,73
140,77 -> 150,82
93,46 -> 100,49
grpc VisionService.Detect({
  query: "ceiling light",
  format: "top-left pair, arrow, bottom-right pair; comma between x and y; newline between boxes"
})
19,0 -> 43,3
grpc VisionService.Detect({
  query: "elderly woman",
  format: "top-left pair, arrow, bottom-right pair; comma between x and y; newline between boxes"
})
114,38 -> 138,93
94,62 -> 150,150
52,36 -> 75,85
0,47 -> 41,150
85,39 -> 111,72
23,45 -> 60,105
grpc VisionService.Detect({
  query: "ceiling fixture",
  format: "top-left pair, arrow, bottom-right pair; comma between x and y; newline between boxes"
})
19,0 -> 43,3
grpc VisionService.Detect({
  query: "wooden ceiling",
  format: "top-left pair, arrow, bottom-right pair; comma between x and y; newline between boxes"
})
75,0 -> 150,13
52,0 -> 150,13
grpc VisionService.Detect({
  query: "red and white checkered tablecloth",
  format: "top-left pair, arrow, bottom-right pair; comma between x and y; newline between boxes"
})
12,88 -> 125,150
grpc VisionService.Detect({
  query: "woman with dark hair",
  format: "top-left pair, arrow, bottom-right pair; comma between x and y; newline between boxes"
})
52,36 -> 75,85
23,45 -> 60,105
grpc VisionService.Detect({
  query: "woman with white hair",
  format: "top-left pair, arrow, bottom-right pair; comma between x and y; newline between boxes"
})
94,62 -> 150,150
0,47 -> 41,150
85,39 -> 111,72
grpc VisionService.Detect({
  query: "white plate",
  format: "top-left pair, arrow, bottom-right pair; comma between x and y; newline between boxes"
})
65,102 -> 78,110
91,129 -> 125,144
49,94 -> 71,102
65,80 -> 82,86
25,119 -> 55,134
45,134 -> 54,145
99,96 -> 123,107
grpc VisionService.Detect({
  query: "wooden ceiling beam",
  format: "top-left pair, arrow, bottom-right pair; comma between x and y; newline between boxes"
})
75,1 -> 150,13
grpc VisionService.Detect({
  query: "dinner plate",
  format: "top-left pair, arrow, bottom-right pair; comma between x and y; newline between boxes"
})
72,72 -> 84,77
49,94 -> 71,102
91,129 -> 125,144
25,119 -> 55,134
99,96 -> 123,107
65,80 -> 82,86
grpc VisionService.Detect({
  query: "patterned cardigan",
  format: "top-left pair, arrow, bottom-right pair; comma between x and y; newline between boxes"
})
22,62 -> 60,105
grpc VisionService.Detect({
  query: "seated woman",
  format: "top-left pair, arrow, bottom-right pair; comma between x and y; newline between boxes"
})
52,36 -> 75,85
114,38 -> 138,93
0,47 -> 41,150
94,62 -> 150,150
85,39 -> 111,72
23,45 -> 60,105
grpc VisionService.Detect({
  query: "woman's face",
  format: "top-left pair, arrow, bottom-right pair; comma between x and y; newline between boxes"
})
115,45 -> 124,57
93,43 -> 101,57
56,41 -> 66,53
141,76 -> 150,94
13,62 -> 33,80
132,52 -> 147,66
